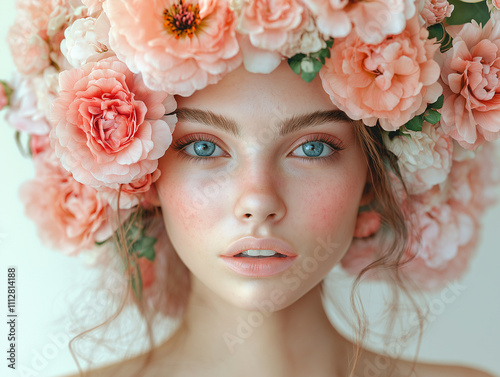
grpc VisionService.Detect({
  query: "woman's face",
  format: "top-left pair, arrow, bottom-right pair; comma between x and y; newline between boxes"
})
156,63 -> 369,312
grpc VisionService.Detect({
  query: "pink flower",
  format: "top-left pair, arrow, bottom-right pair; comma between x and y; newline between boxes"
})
384,122 -> 454,194
7,0 -> 76,75
30,134 -> 51,157
50,57 -> 176,188
492,0 -> 500,10
421,0 -> 454,26
100,170 -> 162,209
302,0 -> 416,45
440,20 -> 500,150
82,0 -> 105,16
104,0 -> 242,96
449,142 -> 500,216
8,18 -> 51,76
0,84 -> 7,111
19,151 -> 123,255
6,73 -> 51,135
235,0 -> 305,50
321,15 -> 442,131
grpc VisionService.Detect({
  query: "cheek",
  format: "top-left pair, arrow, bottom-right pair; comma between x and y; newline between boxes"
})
296,171 -> 365,240
156,168 -> 227,239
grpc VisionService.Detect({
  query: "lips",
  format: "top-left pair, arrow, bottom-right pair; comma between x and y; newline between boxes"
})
222,237 -> 298,258
220,237 -> 298,277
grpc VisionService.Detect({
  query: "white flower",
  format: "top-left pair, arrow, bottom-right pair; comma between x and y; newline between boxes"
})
384,122 -> 453,195
279,15 -> 326,57
60,14 -> 111,68
6,72 -> 50,135
32,66 -> 60,120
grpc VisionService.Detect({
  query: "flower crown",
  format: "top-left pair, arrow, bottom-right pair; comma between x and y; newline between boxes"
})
2,0 -> 500,302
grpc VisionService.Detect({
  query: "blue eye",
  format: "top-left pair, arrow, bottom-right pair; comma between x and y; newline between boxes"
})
172,134 -> 227,159
184,140 -> 224,157
292,140 -> 336,158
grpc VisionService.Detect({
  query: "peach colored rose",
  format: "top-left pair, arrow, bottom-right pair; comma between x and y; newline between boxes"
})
104,0 -> 242,96
50,57 -> 176,188
384,122 -> 453,194
8,19 -> 51,76
449,142 -> 500,215
30,134 -> 51,157
235,0 -> 305,50
492,0 -> 500,11
440,20 -> 500,150
321,15 -> 442,131
101,170 -> 162,209
7,0 -> 76,75
19,151 -> 122,255
82,0 -> 105,16
302,0 -> 416,45
0,85 -> 7,111
6,73 -> 51,135
421,0 -> 454,26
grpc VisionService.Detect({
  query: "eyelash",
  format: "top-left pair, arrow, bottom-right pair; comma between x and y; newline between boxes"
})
170,133 -> 345,163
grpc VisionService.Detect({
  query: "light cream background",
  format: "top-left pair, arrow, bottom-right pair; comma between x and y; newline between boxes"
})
0,1 -> 499,376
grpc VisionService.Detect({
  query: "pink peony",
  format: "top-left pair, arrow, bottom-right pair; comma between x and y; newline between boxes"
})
440,20 -> 500,150
421,0 -> 454,26
6,73 -> 51,135
235,0 -> 305,50
50,57 -> 176,188
302,0 -> 416,45
449,142 -> 500,215
7,0 -> 77,75
100,170 -> 162,209
19,151 -> 123,255
384,122 -> 454,194
30,134 -> 51,157
82,0 -> 105,16
104,0 -> 242,96
0,84 -> 7,110
321,15 -> 442,131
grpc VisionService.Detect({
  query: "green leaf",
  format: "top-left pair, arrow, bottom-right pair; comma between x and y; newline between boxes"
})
312,59 -> 323,73
326,39 -> 334,49
405,115 -> 424,132
423,109 -> 441,124
446,0 -> 490,25
301,71 -> 317,82
288,56 -> 303,74
130,235 -> 156,254
130,263 -> 143,301
427,23 -> 444,41
430,94 -> 444,110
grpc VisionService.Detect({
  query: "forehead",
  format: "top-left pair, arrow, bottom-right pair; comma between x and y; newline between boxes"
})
175,62 -> 339,126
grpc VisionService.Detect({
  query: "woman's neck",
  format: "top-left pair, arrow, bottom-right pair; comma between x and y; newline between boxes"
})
155,275 -> 354,377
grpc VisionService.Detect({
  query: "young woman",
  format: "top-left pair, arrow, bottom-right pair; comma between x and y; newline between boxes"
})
2,0 -> 499,376
61,61 -> 496,377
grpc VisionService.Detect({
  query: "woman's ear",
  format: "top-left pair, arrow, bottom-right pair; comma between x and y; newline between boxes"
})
359,174 -> 375,207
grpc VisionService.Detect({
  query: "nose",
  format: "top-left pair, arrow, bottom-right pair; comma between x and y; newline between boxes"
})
233,168 -> 286,224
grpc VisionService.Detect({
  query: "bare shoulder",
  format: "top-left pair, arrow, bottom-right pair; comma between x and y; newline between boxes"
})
396,358 -> 497,377
359,349 -> 497,377
60,355 -> 149,377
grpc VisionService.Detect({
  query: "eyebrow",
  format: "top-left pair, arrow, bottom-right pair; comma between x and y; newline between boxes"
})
175,108 -> 353,138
